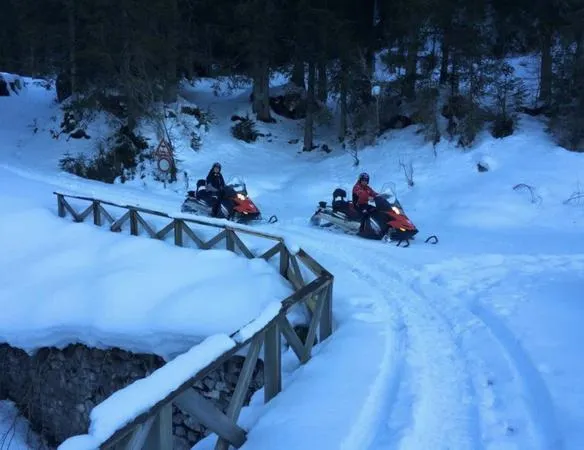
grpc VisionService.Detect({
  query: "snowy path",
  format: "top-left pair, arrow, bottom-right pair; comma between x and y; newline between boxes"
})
281,224 -> 565,450
406,259 -> 564,450
334,249 -> 481,450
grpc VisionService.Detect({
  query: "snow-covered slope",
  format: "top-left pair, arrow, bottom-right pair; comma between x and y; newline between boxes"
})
0,165 -> 293,358
1,75 -> 583,450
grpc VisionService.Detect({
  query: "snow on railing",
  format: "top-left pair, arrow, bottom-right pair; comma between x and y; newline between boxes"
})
53,192 -> 334,450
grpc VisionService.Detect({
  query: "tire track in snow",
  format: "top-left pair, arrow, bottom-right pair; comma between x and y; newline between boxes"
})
412,263 -> 563,450
278,227 -> 410,450
471,302 -> 563,449
283,226 -> 481,450
357,264 -> 482,450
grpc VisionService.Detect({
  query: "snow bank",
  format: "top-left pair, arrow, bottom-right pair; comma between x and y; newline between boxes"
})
0,170 -> 293,358
232,301 -> 282,343
58,335 -> 234,450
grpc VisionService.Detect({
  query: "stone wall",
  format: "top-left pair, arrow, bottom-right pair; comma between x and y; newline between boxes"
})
0,343 -> 264,449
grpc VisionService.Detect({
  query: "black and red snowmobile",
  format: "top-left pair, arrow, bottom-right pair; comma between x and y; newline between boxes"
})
310,184 -> 437,247
181,176 -> 277,224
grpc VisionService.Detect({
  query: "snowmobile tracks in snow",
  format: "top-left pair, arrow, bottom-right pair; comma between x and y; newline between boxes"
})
411,269 -> 562,450
53,191 -> 336,450
352,264 -> 483,450
313,233 -> 560,450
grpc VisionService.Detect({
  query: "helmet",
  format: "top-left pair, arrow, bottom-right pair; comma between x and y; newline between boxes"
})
358,172 -> 370,182
212,162 -> 222,170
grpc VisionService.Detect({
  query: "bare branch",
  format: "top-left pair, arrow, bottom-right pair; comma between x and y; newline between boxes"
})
513,183 -> 542,204
399,158 -> 415,187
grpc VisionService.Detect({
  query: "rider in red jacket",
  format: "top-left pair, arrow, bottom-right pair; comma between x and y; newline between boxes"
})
352,172 -> 378,232
352,172 -> 378,210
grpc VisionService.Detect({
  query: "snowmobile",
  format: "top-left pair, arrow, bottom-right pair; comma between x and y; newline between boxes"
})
181,176 -> 278,224
310,184 -> 438,247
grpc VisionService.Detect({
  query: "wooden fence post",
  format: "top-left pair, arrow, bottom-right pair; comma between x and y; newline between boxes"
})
279,245 -> 289,279
129,209 -> 139,236
263,322 -> 282,402
93,201 -> 102,226
143,403 -> 173,450
320,280 -> 333,341
57,194 -> 66,217
226,229 -> 235,252
174,219 -> 183,247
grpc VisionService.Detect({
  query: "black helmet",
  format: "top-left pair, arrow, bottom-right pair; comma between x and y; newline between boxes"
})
358,172 -> 370,182
212,162 -> 221,170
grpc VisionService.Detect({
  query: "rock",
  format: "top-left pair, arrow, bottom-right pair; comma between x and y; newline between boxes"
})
68,129 -> 91,140
0,343 -> 264,448
270,92 -> 307,119
382,115 -> 413,131
0,77 -> 9,96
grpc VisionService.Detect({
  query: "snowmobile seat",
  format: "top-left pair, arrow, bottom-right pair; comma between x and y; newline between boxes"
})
196,179 -> 206,192
333,188 -> 347,200
332,188 -> 350,212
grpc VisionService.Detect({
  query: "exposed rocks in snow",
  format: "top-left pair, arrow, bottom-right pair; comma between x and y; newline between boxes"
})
0,343 -> 264,449
381,114 -> 414,132
268,83 -> 322,120
68,129 -> 91,140
0,78 -> 9,97
0,73 -> 23,96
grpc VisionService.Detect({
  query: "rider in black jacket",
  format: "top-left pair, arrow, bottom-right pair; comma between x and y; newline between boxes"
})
206,162 -> 225,216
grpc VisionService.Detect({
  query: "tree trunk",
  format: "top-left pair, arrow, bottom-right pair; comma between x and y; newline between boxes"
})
252,58 -> 273,122
439,26 -> 450,85
303,61 -> 316,151
339,62 -> 348,145
404,31 -> 419,99
67,0 -> 77,97
450,53 -> 459,96
291,59 -> 305,88
539,27 -> 553,105
163,0 -> 179,103
317,61 -> 327,102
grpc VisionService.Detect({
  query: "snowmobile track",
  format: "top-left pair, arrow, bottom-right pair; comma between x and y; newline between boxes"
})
291,228 -> 482,450
412,268 -> 562,450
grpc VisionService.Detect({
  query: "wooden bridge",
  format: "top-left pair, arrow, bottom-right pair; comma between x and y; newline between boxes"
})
54,192 -> 334,450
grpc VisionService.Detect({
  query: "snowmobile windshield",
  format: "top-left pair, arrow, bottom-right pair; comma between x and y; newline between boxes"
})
377,182 -> 398,203
374,195 -> 392,210
226,176 -> 247,195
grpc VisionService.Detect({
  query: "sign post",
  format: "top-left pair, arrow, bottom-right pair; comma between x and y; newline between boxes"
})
154,139 -> 175,180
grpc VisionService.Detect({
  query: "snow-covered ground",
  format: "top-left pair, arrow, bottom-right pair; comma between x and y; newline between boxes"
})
1,74 -> 583,450
0,164 -> 293,359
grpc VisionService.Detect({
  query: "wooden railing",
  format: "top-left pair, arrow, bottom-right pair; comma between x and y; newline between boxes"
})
54,192 -> 334,450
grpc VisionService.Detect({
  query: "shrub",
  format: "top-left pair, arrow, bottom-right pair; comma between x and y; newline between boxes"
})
231,117 -> 260,143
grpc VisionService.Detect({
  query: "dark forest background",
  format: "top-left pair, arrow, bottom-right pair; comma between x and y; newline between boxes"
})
1,0 -> 583,155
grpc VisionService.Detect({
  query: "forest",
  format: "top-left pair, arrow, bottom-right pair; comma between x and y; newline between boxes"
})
1,0 -> 583,159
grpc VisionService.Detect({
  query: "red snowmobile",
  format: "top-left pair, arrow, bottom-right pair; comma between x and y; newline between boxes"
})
310,184 -> 437,247
181,176 -> 277,224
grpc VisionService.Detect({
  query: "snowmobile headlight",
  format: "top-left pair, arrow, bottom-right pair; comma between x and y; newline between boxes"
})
391,206 -> 401,215
236,193 -> 246,200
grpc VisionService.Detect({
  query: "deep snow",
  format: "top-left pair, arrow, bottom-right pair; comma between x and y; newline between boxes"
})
0,166 -> 293,359
1,72 -> 583,450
